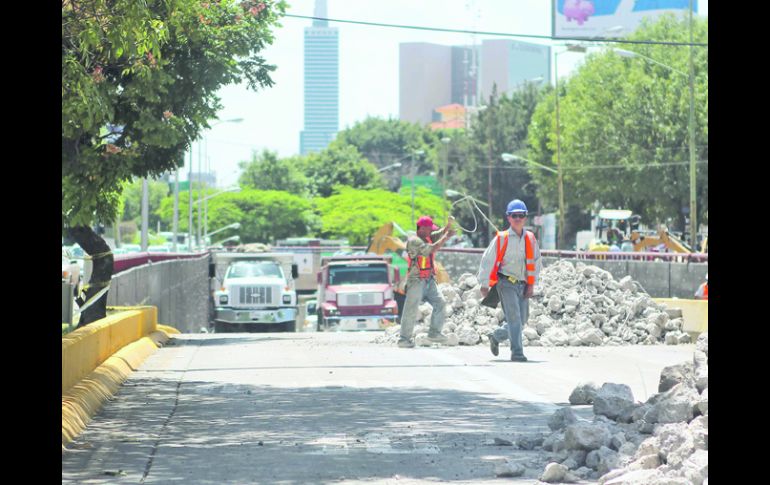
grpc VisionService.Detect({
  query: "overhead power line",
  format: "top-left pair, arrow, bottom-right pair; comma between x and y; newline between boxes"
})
285,14 -> 708,48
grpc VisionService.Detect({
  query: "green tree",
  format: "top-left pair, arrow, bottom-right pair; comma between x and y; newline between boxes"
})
314,187 -> 449,246
304,145 -> 385,198
119,178 -> 171,230
62,0 -> 286,325
157,189 -> 312,244
528,14 -> 708,239
449,83 -> 547,245
238,149 -> 309,193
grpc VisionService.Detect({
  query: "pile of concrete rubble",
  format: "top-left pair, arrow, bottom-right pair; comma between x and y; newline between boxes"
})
374,260 -> 691,347
492,332 -> 708,484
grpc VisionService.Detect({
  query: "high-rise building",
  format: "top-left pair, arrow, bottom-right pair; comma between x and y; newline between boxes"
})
300,0 -> 339,155
479,40 -> 551,102
399,39 -> 549,125
399,43 -> 453,126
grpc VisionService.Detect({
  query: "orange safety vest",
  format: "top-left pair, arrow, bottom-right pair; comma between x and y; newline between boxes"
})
697,282 -> 708,300
406,236 -> 436,280
488,230 -> 537,287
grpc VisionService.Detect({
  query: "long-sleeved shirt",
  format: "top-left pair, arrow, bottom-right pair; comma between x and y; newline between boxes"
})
405,229 -> 444,281
477,228 -> 541,286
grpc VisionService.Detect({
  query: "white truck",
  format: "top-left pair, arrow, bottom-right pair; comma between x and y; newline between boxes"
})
211,252 -> 299,333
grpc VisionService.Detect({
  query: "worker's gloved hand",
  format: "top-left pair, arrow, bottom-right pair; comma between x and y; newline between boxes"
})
480,286 -> 490,298
523,284 -> 534,299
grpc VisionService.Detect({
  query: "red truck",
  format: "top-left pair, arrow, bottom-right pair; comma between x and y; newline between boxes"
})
316,255 -> 401,331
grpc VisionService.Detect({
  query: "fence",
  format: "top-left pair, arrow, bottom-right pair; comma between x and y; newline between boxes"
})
106,254 -> 211,333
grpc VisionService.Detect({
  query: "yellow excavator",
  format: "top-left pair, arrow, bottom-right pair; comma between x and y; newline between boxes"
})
367,221 -> 451,284
589,210 -> 699,254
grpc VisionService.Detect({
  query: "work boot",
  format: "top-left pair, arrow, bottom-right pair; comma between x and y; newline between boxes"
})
488,334 -> 499,356
397,338 -> 415,348
427,333 -> 449,344
510,354 -> 528,362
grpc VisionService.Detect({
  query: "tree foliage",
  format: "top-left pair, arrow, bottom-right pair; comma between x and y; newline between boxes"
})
120,178 -> 171,229
527,14 -> 708,231
314,187 -> 449,246
158,189 -> 311,244
62,0 -> 286,228
303,144 -> 385,198
446,83 -> 548,244
238,149 -> 309,194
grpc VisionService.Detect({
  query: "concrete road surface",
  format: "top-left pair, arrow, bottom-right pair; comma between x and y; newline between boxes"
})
62,332 -> 694,484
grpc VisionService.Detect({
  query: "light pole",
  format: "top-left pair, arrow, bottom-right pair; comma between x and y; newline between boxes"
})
205,222 -> 241,241
612,47 -> 695,246
193,186 -> 242,247
440,137 -> 451,218
554,44 -> 587,249
377,162 -> 402,173
501,153 -> 558,174
410,150 -> 425,227
172,168 -> 179,252
195,117 -> 244,248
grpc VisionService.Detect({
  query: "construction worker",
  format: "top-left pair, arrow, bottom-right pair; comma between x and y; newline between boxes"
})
478,199 -> 541,362
398,215 -> 455,348
695,273 -> 708,300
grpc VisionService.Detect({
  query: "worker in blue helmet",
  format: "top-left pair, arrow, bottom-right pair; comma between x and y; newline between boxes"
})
477,199 -> 541,362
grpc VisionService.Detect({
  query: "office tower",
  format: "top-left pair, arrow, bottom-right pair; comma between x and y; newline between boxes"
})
300,0 -> 339,154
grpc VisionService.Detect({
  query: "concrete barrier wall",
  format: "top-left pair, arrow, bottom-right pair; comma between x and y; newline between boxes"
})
437,251 -> 707,299
106,255 -> 210,333
61,307 -> 157,394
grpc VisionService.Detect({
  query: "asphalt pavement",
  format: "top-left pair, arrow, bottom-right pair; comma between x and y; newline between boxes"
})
61,332 -> 694,484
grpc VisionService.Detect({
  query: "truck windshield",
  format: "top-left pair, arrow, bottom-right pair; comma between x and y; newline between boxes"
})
328,266 -> 388,285
227,262 -> 283,278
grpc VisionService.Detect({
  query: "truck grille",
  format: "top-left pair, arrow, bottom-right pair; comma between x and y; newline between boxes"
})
338,292 -> 383,307
234,286 -> 277,306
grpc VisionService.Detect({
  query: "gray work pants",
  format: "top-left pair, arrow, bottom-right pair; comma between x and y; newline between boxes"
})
399,277 -> 446,340
491,279 -> 529,357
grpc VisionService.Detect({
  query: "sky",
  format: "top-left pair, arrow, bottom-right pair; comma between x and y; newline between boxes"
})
185,0 -> 707,188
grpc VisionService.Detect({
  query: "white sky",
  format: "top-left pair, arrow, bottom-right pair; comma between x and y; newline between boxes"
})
185,0 -> 707,188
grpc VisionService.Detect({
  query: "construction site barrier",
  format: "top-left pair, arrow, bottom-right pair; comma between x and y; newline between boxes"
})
61,306 -> 179,449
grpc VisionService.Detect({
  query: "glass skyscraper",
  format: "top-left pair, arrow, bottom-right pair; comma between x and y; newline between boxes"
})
300,0 -> 338,155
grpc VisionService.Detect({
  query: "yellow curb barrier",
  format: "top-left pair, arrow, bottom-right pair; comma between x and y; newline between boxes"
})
62,307 -> 179,450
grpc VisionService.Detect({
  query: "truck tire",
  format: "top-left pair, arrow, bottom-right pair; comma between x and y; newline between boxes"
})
214,321 -> 230,333
285,321 -> 296,332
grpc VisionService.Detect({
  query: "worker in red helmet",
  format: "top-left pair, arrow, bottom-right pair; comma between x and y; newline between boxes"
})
397,215 -> 455,348
478,199 -> 541,362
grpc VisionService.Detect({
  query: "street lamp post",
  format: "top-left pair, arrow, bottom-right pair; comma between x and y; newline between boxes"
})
193,186 -> 242,247
191,117 -> 244,249
205,222 -> 241,241
554,44 -> 587,249
409,150 -> 425,227
377,162 -> 402,173
440,137 -> 451,218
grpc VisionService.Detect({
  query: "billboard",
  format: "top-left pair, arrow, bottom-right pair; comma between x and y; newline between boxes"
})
552,0 -> 698,39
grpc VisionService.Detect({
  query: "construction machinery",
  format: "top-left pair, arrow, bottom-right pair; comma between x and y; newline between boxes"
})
589,209 -> 695,254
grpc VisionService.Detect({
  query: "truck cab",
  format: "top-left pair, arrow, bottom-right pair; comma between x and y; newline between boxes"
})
317,255 -> 400,331
212,252 -> 299,332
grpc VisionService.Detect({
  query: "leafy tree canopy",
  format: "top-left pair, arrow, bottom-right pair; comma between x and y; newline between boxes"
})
238,149 -> 309,194
527,14 -> 708,230
62,0 -> 286,229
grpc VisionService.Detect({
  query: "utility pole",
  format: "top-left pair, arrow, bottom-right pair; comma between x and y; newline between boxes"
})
688,0 -> 697,248
197,141 -> 203,248
140,178 -> 149,251
173,168 -> 179,252
487,140 -> 493,244
188,147 -> 193,251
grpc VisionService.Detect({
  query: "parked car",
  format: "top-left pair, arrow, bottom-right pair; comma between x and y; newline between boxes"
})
304,299 -> 318,331
62,247 -> 81,296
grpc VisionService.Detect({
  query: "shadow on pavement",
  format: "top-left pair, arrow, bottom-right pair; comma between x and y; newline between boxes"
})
62,377 -> 559,484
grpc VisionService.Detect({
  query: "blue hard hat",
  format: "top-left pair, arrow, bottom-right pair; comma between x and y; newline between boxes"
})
506,199 -> 528,214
